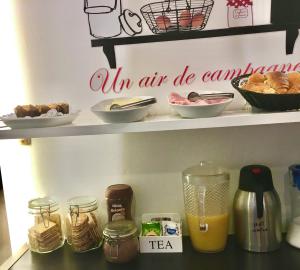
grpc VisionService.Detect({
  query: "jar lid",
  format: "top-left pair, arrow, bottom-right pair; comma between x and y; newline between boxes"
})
28,197 -> 59,214
103,220 -> 137,239
105,184 -> 133,200
67,196 -> 98,212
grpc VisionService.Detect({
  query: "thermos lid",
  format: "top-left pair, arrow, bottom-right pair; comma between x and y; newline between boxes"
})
239,165 -> 275,219
239,165 -> 274,192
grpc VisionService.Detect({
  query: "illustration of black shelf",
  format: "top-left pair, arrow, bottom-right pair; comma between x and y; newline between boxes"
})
91,24 -> 300,69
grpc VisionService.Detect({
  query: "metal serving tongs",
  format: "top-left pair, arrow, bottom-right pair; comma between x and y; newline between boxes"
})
110,97 -> 157,111
187,92 -> 234,102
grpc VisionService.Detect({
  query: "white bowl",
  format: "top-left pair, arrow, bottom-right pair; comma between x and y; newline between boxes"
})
91,96 -> 155,123
169,98 -> 233,118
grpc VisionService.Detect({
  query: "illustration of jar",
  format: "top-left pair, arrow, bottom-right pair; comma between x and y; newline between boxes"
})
84,0 -> 122,38
227,0 -> 253,28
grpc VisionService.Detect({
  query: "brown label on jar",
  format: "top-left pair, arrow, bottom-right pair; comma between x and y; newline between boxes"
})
111,204 -> 126,221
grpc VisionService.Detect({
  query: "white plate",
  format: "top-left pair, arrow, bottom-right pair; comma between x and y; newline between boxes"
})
0,111 -> 80,129
91,96 -> 155,123
169,98 -> 233,118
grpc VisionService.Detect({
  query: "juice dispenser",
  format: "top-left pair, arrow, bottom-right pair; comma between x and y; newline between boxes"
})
286,165 -> 300,248
182,161 -> 230,253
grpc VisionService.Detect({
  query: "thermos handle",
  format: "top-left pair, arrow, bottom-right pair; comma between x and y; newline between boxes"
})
255,187 -> 264,219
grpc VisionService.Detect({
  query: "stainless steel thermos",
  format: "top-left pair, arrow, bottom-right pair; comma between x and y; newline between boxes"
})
233,165 -> 282,252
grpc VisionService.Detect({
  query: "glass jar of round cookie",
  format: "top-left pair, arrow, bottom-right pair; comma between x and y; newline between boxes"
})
28,197 -> 64,253
66,196 -> 102,252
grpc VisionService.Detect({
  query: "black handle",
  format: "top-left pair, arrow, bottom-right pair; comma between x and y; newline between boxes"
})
255,187 -> 264,219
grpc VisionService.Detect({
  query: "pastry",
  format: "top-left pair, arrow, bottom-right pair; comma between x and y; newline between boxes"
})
14,103 -> 69,118
48,103 -> 69,114
287,86 -> 300,94
264,71 -> 289,93
15,105 -> 39,118
288,72 -> 300,82
36,104 -> 51,115
287,72 -> 300,93
242,83 -> 275,94
248,73 -> 266,84
240,72 -> 300,94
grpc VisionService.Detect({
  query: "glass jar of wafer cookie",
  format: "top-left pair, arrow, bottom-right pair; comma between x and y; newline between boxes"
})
28,197 -> 64,253
66,196 -> 102,252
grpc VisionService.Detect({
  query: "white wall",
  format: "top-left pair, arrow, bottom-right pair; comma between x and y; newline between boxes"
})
28,123 -> 298,235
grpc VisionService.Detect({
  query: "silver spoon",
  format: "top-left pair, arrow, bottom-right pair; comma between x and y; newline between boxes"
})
187,92 -> 234,102
110,97 -> 157,111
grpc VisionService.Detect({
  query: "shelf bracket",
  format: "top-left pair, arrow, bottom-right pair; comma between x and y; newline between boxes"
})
286,25 -> 299,54
103,45 -> 116,69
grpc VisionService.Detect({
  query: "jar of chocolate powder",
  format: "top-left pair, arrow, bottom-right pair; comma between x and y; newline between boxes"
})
103,220 -> 139,263
105,184 -> 133,222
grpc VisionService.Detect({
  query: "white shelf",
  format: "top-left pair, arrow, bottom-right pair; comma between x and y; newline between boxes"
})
1,109 -> 300,140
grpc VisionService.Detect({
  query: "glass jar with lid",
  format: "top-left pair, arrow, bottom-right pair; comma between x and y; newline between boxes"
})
28,197 -> 64,253
103,220 -> 139,263
65,196 -> 102,252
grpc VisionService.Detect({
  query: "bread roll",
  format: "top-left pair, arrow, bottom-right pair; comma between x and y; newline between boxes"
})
242,83 -> 275,93
265,72 -> 289,93
287,86 -> 300,94
287,72 -> 300,82
248,73 -> 266,84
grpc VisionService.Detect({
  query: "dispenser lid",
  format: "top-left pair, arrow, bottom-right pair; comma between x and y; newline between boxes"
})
239,165 -> 274,192
183,161 -> 228,177
183,161 -> 229,186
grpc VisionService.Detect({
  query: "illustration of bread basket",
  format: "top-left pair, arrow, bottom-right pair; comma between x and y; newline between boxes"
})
140,0 -> 214,34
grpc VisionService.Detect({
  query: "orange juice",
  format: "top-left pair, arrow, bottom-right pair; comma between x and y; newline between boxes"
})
186,213 -> 229,252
